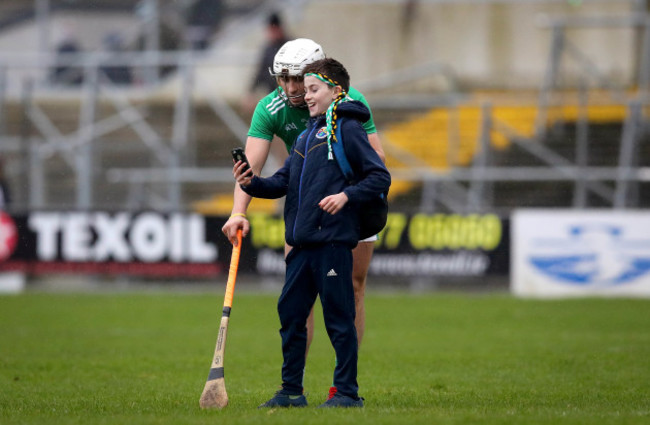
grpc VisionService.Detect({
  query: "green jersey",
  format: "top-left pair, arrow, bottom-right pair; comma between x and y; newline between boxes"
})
247,86 -> 377,152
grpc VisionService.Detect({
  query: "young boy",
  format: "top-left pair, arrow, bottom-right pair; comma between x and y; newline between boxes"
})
233,58 -> 390,408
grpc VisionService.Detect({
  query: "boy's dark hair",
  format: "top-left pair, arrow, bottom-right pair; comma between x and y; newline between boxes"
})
302,58 -> 350,93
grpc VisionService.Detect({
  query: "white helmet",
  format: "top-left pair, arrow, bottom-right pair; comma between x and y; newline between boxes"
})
270,38 -> 325,77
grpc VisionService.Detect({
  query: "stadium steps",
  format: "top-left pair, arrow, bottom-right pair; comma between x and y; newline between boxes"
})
4,90 -> 639,212
381,95 -> 628,204
488,120 -> 650,209
4,96 -> 243,210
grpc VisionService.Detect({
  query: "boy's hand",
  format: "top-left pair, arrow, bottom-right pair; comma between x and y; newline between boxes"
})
319,193 -> 348,215
233,160 -> 253,187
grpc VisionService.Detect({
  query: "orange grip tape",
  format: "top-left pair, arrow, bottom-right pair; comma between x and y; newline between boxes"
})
223,230 -> 242,309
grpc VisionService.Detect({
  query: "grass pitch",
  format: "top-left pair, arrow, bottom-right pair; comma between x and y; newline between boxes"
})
1,290 -> 649,425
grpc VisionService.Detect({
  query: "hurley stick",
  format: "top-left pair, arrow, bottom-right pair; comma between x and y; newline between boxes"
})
199,230 -> 242,409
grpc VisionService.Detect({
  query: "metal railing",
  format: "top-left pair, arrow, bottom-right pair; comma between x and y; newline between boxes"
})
0,50 -> 254,211
388,99 -> 649,214
1,7 -> 649,215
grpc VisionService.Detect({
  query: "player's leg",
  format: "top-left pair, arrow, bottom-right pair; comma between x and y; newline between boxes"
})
351,239 -> 375,347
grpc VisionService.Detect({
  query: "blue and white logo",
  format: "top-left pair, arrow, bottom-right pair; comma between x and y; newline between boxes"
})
528,224 -> 650,287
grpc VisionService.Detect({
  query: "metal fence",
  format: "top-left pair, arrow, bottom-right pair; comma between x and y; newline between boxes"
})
0,7 -> 649,215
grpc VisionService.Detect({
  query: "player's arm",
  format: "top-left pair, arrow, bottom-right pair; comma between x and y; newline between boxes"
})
367,132 -> 386,164
222,136 -> 271,246
349,87 -> 386,164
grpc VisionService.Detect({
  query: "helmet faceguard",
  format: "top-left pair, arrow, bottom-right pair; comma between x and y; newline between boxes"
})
273,86 -> 308,109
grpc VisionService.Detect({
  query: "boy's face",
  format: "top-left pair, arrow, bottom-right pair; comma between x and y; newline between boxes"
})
276,75 -> 306,107
304,75 -> 339,117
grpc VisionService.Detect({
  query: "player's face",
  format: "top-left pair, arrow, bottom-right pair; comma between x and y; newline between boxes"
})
277,75 -> 305,106
304,75 -> 338,117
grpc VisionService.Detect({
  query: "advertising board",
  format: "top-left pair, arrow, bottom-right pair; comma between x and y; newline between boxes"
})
512,209 -> 650,297
0,211 -> 510,280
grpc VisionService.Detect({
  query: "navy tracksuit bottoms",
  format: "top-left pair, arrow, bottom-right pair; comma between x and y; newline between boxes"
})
278,243 -> 358,398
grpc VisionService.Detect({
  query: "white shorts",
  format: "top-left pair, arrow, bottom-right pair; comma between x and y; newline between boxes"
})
359,234 -> 378,243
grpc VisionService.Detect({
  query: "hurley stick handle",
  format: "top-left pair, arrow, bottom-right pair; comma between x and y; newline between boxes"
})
199,230 -> 242,409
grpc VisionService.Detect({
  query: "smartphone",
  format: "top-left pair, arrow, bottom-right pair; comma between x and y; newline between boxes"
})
231,147 -> 252,175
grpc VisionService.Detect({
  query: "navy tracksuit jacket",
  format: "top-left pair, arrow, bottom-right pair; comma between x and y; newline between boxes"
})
242,100 -> 391,398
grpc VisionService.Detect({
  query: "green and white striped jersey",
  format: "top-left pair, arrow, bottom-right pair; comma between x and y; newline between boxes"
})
247,86 -> 377,153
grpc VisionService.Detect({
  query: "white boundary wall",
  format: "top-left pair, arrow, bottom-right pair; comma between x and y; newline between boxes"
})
512,209 -> 650,298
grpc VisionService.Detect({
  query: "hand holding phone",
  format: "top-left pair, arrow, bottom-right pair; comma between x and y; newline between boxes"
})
231,147 -> 253,187
231,147 -> 252,175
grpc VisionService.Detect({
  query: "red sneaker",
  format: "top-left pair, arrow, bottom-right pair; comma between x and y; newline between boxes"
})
327,386 -> 337,400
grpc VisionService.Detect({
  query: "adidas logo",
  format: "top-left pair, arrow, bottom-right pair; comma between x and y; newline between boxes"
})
326,269 -> 338,277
